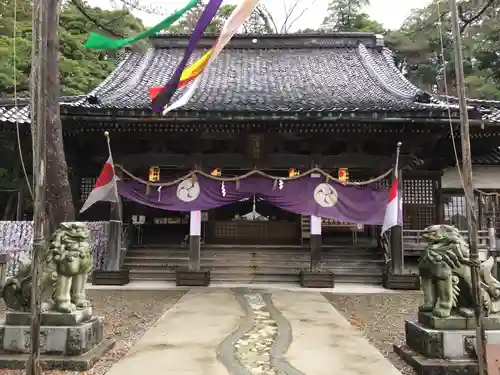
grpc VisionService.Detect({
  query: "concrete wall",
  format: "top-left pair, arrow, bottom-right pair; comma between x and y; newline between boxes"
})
441,166 -> 500,190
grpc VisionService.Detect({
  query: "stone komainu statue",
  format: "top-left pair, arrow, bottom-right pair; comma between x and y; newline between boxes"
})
2,222 -> 93,313
419,224 -> 500,318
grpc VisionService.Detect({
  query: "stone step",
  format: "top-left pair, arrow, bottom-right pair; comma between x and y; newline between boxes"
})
125,257 -> 384,267
126,250 -> 381,259
128,271 -> 383,284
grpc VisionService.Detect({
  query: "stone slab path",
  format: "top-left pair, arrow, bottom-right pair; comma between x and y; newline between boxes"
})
105,288 -> 402,375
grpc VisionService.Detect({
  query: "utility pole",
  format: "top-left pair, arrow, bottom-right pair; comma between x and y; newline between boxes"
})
449,0 -> 488,374
27,0 -> 48,371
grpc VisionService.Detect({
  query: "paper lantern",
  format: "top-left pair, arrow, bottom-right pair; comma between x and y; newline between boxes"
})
338,168 -> 349,183
289,168 -> 299,177
210,168 -> 221,176
149,166 -> 160,182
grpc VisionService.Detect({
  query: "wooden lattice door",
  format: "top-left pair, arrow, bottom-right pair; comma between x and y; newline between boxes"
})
403,178 -> 437,230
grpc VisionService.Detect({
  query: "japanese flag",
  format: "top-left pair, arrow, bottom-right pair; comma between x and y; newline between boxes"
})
381,171 -> 399,234
80,155 -> 119,213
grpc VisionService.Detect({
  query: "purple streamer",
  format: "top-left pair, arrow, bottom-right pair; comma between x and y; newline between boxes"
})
151,0 -> 223,113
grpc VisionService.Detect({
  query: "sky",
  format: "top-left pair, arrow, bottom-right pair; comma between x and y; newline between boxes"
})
86,0 -> 433,31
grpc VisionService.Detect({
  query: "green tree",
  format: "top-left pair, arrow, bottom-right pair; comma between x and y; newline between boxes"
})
386,0 -> 500,99
167,3 -> 242,34
0,0 -> 145,98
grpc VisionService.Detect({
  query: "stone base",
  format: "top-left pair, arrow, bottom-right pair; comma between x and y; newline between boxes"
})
6,308 -> 93,326
383,273 -> 421,290
175,269 -> 210,286
394,343 -> 477,375
418,311 -> 500,330
1,316 -> 106,356
92,269 -> 130,286
0,338 -> 115,371
299,270 -> 334,288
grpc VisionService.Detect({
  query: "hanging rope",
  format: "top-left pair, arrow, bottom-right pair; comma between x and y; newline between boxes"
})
436,0 -> 478,222
13,0 -> 33,199
115,164 -> 393,188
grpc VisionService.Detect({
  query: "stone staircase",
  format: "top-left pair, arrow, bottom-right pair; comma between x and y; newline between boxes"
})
123,244 -> 384,285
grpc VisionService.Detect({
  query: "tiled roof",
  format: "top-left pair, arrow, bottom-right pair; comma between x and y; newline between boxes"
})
11,32 -> 500,126
1,33 -> 460,124
0,95 -> 87,124
471,147 -> 500,165
84,33 -> 447,113
436,95 -> 500,122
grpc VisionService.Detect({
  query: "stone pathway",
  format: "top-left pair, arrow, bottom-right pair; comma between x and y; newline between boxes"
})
105,288 -> 402,375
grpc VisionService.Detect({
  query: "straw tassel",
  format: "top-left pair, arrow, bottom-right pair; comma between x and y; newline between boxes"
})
235,179 -> 240,190
145,183 -> 151,195
272,179 -> 277,191
190,173 -> 198,185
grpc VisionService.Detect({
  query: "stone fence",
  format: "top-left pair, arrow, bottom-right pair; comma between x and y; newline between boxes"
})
0,221 -> 110,277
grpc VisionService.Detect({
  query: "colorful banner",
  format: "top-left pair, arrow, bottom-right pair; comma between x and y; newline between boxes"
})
151,0 -> 223,113
160,0 -> 261,114
83,0 -> 200,51
118,174 -> 401,226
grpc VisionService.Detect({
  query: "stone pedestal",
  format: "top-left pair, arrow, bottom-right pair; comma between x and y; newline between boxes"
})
383,273 -> 421,290
0,308 -> 114,370
299,270 -> 334,288
394,312 -> 500,375
175,269 -> 210,286
92,269 -> 130,286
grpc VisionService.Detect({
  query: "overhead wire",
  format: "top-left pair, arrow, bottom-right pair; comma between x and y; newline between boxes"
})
437,0 -> 500,202
436,0 -> 479,224
13,0 -> 34,200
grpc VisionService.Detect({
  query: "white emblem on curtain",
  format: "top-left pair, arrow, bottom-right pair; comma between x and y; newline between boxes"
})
313,183 -> 338,208
176,179 -> 200,202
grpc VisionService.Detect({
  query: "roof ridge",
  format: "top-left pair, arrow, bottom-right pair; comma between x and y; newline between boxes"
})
151,33 -> 383,50
380,48 -> 427,96
356,43 -> 416,101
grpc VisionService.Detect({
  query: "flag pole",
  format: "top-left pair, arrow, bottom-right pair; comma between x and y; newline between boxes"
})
104,131 -> 123,271
449,0 -> 487,372
390,142 -> 404,275
104,131 -> 121,222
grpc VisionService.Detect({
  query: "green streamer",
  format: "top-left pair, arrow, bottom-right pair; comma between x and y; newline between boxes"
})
83,0 -> 200,51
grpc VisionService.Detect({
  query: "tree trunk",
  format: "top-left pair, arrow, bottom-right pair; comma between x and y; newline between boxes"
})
45,0 -> 74,233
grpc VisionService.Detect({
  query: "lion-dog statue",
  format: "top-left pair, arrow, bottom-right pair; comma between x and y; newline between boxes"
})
2,222 -> 93,313
419,224 -> 500,318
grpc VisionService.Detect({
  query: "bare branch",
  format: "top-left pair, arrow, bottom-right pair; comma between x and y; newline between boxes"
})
256,5 -> 278,33
458,0 -> 496,33
285,0 -> 316,33
70,0 -> 124,37
281,0 -> 301,33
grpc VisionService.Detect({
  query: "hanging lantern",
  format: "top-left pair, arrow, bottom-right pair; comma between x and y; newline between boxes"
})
210,168 -> 221,176
289,168 -> 299,177
338,168 -> 349,183
149,166 -> 160,182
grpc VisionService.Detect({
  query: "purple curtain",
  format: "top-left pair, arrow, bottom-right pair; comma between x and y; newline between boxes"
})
118,174 -> 396,225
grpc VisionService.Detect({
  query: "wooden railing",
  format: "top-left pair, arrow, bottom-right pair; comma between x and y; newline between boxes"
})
402,229 -> 491,256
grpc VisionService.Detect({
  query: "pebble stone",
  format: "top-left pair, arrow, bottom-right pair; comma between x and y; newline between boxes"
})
0,290 -> 185,375
234,294 -> 283,375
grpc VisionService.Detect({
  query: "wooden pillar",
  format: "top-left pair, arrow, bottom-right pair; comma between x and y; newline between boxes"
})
391,169 -> 404,275
16,188 -> 23,220
106,167 -> 123,271
189,210 -> 201,271
106,202 -> 122,271
435,175 -> 444,224
488,216 -> 497,278
310,215 -> 322,271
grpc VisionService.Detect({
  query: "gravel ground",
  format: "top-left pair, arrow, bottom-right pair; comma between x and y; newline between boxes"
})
324,292 -> 423,375
0,290 -> 186,375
